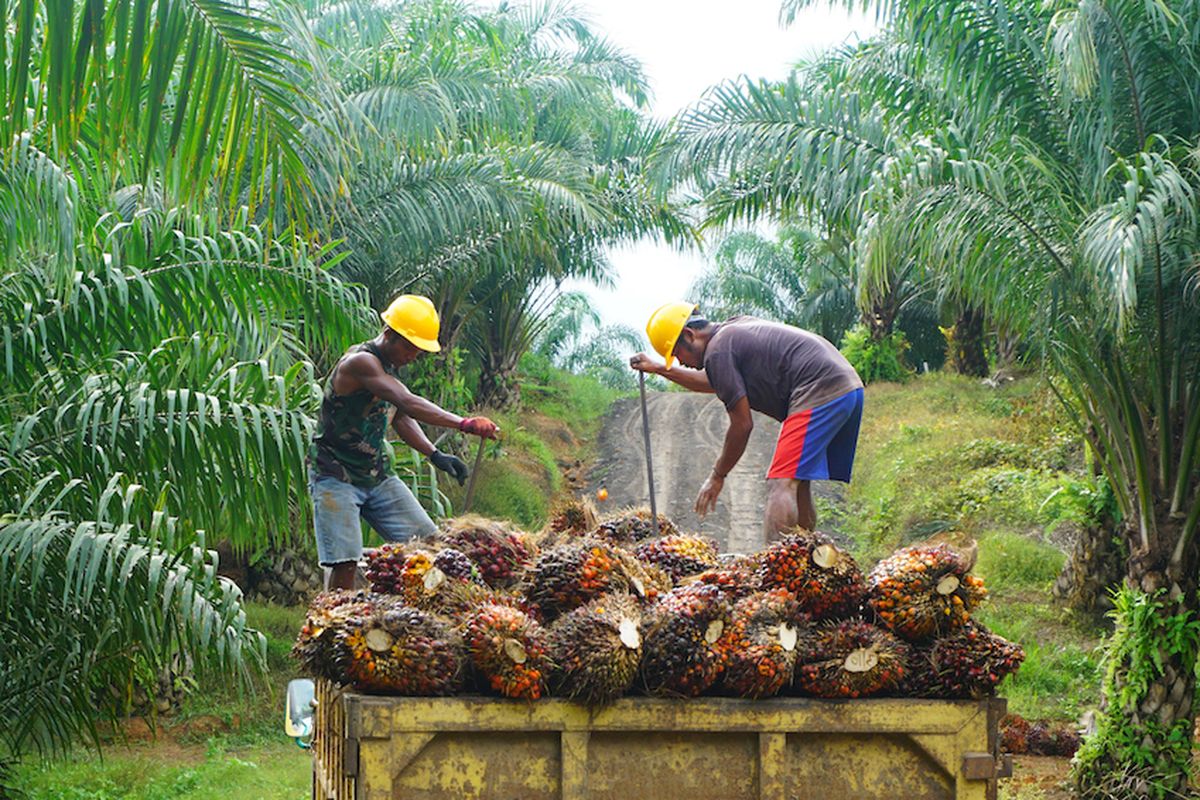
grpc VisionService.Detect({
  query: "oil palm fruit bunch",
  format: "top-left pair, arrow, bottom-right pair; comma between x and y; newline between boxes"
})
633,534 -> 720,581
594,506 -> 679,544
755,530 -> 866,618
292,590 -> 375,682
547,593 -> 643,705
866,544 -> 987,642
463,601 -> 550,700
527,539 -> 647,620
689,555 -> 760,602
641,583 -> 732,697
333,598 -> 464,695
793,619 -> 908,698
717,590 -> 808,699
439,515 -> 535,588
546,497 -> 600,538
903,622 -> 1023,699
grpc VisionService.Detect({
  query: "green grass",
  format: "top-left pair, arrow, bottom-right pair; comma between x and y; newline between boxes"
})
842,373 -> 1106,722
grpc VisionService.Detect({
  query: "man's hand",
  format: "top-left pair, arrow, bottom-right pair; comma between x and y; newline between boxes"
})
430,450 -> 469,485
629,352 -> 662,374
460,416 -> 500,439
694,472 -> 725,518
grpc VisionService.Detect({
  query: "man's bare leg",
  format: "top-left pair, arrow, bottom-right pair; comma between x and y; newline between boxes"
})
328,561 -> 357,591
764,478 -> 800,542
795,480 -> 816,531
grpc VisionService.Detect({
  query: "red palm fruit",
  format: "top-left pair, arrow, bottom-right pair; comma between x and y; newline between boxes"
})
463,602 -> 549,700
292,590 -> 375,682
633,534 -> 720,581
439,515 -> 535,588
641,583 -> 732,697
717,590 -> 809,699
867,544 -> 988,642
527,539 -> 656,620
903,621 -> 1024,699
793,618 -> 909,698
333,598 -> 464,695
755,530 -> 867,619
547,593 -> 643,705
594,506 -> 679,544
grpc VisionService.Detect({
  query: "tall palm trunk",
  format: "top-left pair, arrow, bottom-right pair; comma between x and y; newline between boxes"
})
945,305 -> 989,377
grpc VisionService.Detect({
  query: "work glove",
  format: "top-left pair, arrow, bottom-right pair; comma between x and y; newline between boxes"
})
459,416 -> 500,439
429,449 -> 469,486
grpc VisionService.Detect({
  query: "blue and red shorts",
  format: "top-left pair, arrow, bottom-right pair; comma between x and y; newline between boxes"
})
766,388 -> 864,482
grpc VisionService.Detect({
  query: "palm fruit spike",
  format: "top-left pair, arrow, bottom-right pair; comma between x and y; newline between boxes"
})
641,583 -> 732,698
754,529 -> 867,619
439,515 -> 535,588
866,543 -> 988,642
547,593 -> 643,705
904,621 -> 1024,699
611,545 -> 673,603
292,590 -> 375,682
546,496 -> 600,537
717,590 -> 808,699
593,506 -> 679,544
334,599 -> 464,695
463,601 -> 549,700
527,539 -> 642,620
793,618 -> 909,698
633,534 -> 720,581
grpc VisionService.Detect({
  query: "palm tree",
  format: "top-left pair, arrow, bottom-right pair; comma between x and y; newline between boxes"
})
776,0 -> 1200,794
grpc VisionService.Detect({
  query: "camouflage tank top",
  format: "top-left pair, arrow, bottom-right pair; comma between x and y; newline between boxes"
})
309,341 -> 399,487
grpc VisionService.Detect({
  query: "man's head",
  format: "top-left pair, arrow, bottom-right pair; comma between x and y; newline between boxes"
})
378,294 -> 441,367
645,301 -> 714,369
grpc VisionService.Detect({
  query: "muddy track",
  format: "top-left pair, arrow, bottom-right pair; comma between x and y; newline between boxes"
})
587,392 -> 842,553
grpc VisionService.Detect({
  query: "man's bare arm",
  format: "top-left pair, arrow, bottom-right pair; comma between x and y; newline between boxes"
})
628,352 -> 715,393
339,352 -> 464,428
714,397 -> 753,477
392,412 -> 436,456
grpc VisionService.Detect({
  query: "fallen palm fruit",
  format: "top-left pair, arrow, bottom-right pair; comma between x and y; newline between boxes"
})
793,619 -> 909,698
333,598 -> 464,695
634,534 -> 720,581
717,590 -> 808,699
594,506 -> 679,544
463,601 -> 550,700
439,515 -> 536,588
755,530 -> 867,618
641,583 -> 732,697
547,593 -> 643,705
866,543 -> 987,641
903,621 -> 1024,699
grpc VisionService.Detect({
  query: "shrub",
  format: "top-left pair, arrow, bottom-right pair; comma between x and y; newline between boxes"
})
839,325 -> 912,383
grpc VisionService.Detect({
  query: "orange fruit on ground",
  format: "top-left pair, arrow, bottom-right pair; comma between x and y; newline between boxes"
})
597,488 -> 609,501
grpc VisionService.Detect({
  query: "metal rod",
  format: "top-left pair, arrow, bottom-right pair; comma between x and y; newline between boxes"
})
638,371 -> 658,534
463,436 -> 487,513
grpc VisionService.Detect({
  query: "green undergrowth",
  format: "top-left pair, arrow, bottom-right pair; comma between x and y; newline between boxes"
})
11,603 -> 310,799
442,358 -> 623,529
842,372 -> 1106,721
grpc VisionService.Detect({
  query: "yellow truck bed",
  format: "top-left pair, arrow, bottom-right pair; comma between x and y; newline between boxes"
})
312,679 -> 1010,800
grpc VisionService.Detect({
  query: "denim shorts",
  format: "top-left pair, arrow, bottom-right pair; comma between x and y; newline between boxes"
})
310,472 -> 438,566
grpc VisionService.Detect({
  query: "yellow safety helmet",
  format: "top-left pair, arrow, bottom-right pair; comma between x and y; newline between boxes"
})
645,301 -> 697,368
380,294 -> 441,352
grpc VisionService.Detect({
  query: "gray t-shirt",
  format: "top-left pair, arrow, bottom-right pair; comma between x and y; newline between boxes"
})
703,317 -> 863,421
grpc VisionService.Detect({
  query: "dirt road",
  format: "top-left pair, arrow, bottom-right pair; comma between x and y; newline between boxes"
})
587,391 -> 842,553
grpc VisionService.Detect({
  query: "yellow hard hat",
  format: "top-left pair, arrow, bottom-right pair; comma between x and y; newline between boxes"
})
645,301 -> 697,368
380,294 -> 441,352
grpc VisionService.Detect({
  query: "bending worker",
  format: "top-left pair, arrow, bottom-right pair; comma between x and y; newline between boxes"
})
310,294 -> 499,589
630,303 -> 863,539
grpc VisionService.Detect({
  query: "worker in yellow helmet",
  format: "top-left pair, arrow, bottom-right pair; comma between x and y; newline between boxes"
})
631,302 -> 863,541
309,294 -> 499,589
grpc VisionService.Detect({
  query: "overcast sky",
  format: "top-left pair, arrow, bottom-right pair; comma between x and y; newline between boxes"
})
554,1 -> 876,335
